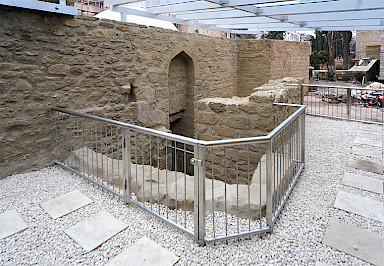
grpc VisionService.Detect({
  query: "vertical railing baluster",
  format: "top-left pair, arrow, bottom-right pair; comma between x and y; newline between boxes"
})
123,128 -> 131,203
193,145 -> 205,246
266,140 -> 273,230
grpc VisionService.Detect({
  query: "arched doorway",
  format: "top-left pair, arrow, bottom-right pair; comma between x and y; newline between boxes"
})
168,51 -> 195,137
168,51 -> 195,174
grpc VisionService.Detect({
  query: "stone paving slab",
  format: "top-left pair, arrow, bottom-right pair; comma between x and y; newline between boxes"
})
0,210 -> 28,239
359,124 -> 383,132
323,218 -> 384,266
351,146 -> 382,159
105,236 -> 179,266
40,189 -> 93,219
347,157 -> 383,174
354,135 -> 382,148
334,191 -> 384,222
65,210 -> 128,252
357,130 -> 383,140
342,172 -> 383,194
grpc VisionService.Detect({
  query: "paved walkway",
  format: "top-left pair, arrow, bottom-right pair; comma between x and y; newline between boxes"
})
321,124 -> 384,266
0,189 -> 179,265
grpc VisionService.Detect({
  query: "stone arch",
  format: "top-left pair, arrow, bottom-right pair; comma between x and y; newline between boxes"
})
168,50 -> 195,175
167,50 -> 195,138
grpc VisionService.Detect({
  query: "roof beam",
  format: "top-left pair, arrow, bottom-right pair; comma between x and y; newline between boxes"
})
176,0 -> 384,19
0,0 -> 77,15
271,9 -> 384,23
251,0 -> 384,16
112,5 -> 231,32
197,17 -> 279,25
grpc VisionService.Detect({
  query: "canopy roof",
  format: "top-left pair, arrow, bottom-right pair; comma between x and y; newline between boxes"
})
2,0 -> 384,34
105,0 -> 384,34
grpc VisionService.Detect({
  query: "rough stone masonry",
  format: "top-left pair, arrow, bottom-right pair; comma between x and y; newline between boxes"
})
0,6 -> 310,179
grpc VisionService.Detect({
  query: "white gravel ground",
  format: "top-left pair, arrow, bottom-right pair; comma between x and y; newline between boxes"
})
0,116 -> 383,265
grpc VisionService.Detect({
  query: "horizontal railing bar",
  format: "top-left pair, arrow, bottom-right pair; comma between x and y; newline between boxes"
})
52,103 -> 305,147
166,145 -> 194,155
306,113 -> 348,120
55,161 -> 124,198
129,200 -> 195,238
302,84 -> 384,92
204,227 -> 271,243
51,107 -> 201,146
349,118 -> 384,125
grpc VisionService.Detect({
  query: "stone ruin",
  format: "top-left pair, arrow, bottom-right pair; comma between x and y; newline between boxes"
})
64,78 -> 303,219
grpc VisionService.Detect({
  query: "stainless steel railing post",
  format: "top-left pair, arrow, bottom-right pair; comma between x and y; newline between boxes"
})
266,141 -> 273,230
346,88 -> 351,121
301,112 -> 305,165
123,128 -> 132,203
193,145 -> 206,246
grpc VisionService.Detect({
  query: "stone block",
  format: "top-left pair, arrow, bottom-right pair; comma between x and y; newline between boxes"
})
334,190 -> 384,222
40,189 -> 93,219
225,116 -> 250,129
15,78 -> 33,93
60,17 -> 83,27
208,101 -> 227,113
105,237 -> 179,266
323,218 -> 384,266
65,210 -> 127,252
62,56 -> 86,65
0,210 -> 28,239
47,64 -> 69,75
347,157 -> 383,174
99,21 -> 115,29
249,90 -> 275,103
198,112 -> 217,125
217,126 -> 235,138
342,172 -> 383,194
89,29 -> 111,38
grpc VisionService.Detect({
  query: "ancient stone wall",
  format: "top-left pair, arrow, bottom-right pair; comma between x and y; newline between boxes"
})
237,39 -> 310,97
356,31 -> 384,80
196,78 -> 303,184
0,7 -> 237,179
0,6 -> 310,179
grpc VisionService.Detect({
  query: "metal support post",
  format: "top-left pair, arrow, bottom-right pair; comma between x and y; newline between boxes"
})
346,88 -> 351,121
301,112 -> 305,165
123,128 -> 132,203
266,141 -> 273,230
193,145 -> 206,246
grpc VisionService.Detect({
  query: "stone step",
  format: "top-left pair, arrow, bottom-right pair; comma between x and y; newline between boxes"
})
357,130 -> 383,140
351,146 -> 382,159
346,157 -> 383,175
354,135 -> 382,148
334,191 -> 384,222
323,218 -> 384,266
358,124 -> 383,133
65,210 -> 128,252
0,210 -> 28,239
40,189 -> 93,219
105,236 -> 179,266
342,172 -> 383,194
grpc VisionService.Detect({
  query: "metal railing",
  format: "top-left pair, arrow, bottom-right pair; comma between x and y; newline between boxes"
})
52,102 -> 305,245
302,84 -> 384,125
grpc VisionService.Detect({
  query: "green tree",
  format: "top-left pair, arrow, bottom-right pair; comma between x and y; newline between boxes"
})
311,31 -> 327,52
310,50 -> 328,70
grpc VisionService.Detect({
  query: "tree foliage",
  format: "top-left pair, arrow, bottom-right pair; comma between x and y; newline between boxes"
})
310,50 -> 328,69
